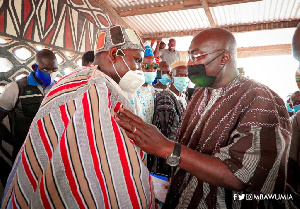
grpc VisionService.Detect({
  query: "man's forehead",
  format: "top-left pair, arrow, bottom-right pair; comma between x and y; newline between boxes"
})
39,57 -> 57,64
189,39 -> 216,52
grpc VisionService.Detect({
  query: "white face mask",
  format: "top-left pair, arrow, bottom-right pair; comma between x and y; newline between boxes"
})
119,70 -> 145,94
50,72 -> 58,85
112,56 -> 145,94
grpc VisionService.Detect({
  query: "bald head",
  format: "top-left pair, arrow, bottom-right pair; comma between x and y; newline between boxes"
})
188,28 -> 239,88
292,23 -> 300,62
191,28 -> 237,56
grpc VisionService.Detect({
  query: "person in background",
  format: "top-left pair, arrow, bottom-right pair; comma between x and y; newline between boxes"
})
149,59 -> 188,173
135,45 -> 157,124
288,23 -> 300,194
291,91 -> 300,113
154,38 -> 181,65
153,40 -> 166,64
116,28 -> 292,208
1,25 -> 154,208
81,51 -> 94,67
153,61 -> 171,92
286,95 -> 295,117
0,49 -> 58,190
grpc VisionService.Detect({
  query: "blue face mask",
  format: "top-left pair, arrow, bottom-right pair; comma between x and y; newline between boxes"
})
173,77 -> 189,92
159,74 -> 171,85
286,103 -> 294,113
294,104 -> 300,113
34,64 -> 57,86
144,71 -> 157,84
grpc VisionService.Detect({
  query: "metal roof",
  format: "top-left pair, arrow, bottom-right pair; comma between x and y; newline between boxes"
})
103,0 -> 300,39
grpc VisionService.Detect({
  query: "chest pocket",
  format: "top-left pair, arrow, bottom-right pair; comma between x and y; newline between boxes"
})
19,90 -> 44,118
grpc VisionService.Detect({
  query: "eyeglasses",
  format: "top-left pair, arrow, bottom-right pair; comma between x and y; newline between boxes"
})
188,49 -> 225,62
143,63 -> 159,70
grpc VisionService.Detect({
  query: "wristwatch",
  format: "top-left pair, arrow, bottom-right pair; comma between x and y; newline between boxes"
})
166,143 -> 181,166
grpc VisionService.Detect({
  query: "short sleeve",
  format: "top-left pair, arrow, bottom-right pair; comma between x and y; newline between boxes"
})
0,82 -> 19,111
159,49 -> 163,56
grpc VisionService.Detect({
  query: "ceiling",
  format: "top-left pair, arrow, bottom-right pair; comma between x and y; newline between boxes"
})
100,0 -> 299,38
97,0 -> 300,57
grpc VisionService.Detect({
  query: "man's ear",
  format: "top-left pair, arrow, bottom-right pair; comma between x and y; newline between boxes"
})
108,47 -> 118,63
32,64 -> 37,72
220,52 -> 231,65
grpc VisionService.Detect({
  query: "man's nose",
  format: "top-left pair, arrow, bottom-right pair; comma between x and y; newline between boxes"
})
187,59 -> 196,65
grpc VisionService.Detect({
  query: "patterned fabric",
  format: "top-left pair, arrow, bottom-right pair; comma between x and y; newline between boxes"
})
136,85 -> 155,124
163,74 -> 292,209
289,112 -> 300,193
148,89 -> 185,176
1,67 -> 154,208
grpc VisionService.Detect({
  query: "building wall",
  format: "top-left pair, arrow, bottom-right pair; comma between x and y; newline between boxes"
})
0,0 -> 113,85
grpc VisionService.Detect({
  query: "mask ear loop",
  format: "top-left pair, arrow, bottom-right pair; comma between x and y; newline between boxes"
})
205,50 -> 226,77
112,49 -> 131,79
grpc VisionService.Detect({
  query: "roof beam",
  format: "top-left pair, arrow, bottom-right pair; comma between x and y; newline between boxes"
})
180,44 -> 292,58
118,0 -> 262,17
201,0 -> 216,27
237,44 -> 292,58
142,20 -> 300,39
95,0 -> 142,35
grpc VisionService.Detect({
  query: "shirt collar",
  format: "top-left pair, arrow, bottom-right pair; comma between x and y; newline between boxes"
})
27,72 -> 40,86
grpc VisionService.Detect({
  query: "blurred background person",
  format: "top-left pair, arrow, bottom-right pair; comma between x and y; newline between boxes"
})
81,50 -> 94,67
0,49 -> 57,190
154,38 -> 180,65
154,61 -> 171,92
136,45 -> 157,124
288,23 -> 300,195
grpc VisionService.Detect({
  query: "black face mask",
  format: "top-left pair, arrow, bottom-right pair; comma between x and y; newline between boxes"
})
188,64 -> 217,87
187,52 -> 224,87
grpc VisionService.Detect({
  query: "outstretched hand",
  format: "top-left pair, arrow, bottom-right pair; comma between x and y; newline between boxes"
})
115,108 -> 174,157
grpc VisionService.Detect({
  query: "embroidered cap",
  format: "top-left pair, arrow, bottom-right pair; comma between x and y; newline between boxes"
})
95,25 -> 144,54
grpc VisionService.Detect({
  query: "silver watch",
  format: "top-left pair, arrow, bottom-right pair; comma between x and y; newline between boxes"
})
166,143 -> 181,166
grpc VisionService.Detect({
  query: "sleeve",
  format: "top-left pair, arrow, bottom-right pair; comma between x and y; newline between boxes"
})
290,114 -> 300,161
0,82 -> 19,111
214,91 -> 290,194
177,51 -> 181,60
159,49 -> 163,57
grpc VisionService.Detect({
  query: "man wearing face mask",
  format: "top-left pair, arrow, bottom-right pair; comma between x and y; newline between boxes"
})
149,60 -> 188,181
153,61 -> 171,91
287,23 -> 300,195
0,49 -> 57,188
1,25 -> 154,208
115,28 -> 292,208
134,45 -> 157,124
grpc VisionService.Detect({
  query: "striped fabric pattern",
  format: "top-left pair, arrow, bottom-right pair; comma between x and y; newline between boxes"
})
1,67 -> 154,208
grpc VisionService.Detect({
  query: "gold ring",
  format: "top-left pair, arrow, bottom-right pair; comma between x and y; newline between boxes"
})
133,127 -> 137,133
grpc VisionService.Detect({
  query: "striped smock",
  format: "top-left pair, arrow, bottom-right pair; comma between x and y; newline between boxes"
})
1,66 -> 154,209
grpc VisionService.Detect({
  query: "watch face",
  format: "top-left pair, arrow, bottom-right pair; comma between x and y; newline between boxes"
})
166,155 -> 180,166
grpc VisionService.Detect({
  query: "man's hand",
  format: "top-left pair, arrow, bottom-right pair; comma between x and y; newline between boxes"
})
156,38 -> 162,43
115,108 -> 174,157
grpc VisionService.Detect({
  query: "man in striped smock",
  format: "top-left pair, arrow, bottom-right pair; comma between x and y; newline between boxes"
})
1,25 -> 154,208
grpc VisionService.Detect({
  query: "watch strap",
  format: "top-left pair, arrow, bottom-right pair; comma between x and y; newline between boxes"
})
173,143 -> 181,157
